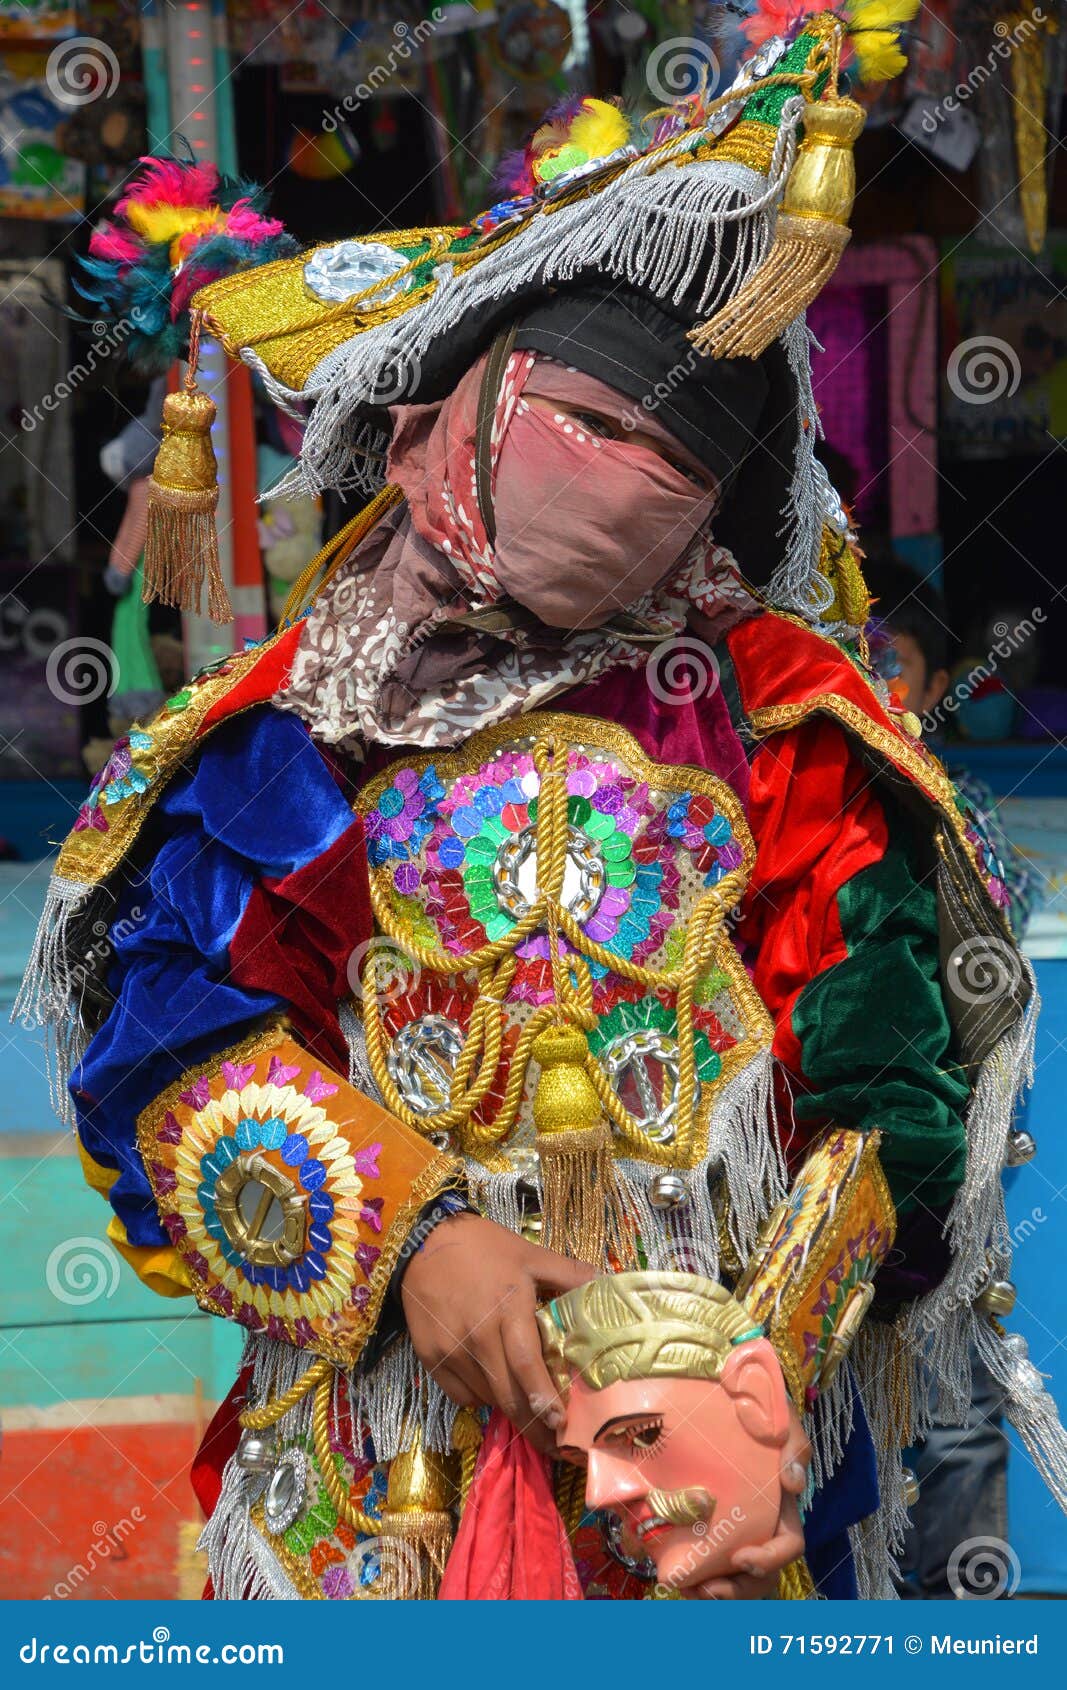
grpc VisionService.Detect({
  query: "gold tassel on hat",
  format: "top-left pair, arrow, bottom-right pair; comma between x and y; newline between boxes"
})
532,1021 -> 634,1268
690,93 -> 865,361
378,1427 -> 458,1600
143,311 -> 232,623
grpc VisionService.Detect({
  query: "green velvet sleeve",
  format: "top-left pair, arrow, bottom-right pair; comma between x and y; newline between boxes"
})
790,840 -> 969,1217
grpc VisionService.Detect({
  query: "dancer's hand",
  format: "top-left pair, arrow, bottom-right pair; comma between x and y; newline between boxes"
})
402,1213 -> 596,1454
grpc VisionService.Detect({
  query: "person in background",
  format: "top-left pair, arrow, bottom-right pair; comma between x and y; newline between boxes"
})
865,556 -> 1032,1599
865,558 -> 1034,938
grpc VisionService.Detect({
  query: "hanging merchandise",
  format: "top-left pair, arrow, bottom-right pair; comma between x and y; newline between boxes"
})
0,260 -> 76,561
961,2 -> 1067,257
0,60 -> 85,218
940,239 -> 1067,459
0,1 -> 77,38
286,123 -> 360,178
491,0 -> 572,83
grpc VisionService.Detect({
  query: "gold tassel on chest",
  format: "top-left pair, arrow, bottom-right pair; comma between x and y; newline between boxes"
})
532,1022 -> 635,1268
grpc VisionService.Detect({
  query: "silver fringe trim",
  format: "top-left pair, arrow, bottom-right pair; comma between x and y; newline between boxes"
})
199,1452 -> 301,1600
11,872 -> 95,1123
341,998 -> 383,1103
266,112 -> 803,505
904,964 -> 1039,1428
807,1368 -> 856,1496
769,317 -> 835,622
974,1318 -> 1067,1509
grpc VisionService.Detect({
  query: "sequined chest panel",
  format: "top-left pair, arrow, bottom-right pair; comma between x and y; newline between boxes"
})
354,712 -> 773,1172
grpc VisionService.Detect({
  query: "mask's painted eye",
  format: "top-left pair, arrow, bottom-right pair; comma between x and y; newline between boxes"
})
631,1424 -> 661,1450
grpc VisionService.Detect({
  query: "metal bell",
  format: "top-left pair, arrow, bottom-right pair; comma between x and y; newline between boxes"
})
975,1277 -> 1017,1317
648,1172 -> 688,1211
1006,1128 -> 1037,1167
902,1467 -> 920,1508
235,1430 -> 277,1473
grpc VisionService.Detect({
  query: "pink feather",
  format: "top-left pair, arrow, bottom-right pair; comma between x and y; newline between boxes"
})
224,199 -> 286,245
88,225 -> 142,266
115,157 -> 219,220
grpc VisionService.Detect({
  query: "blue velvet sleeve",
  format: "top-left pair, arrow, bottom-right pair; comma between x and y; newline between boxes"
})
72,705 -> 357,1250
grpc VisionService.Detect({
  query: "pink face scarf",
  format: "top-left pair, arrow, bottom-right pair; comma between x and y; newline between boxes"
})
282,349 -> 757,752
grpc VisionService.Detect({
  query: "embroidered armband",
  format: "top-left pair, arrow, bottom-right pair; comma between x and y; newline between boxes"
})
736,1129 -> 896,1410
137,1024 -> 461,1365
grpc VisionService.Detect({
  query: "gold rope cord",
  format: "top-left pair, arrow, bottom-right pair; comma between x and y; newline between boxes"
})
239,1358 -> 378,1537
281,483 -> 404,625
361,732 -> 749,1165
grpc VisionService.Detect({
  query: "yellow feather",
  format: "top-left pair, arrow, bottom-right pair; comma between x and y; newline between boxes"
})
849,0 -> 919,25
569,99 -> 630,162
853,28 -> 908,81
125,201 -> 215,244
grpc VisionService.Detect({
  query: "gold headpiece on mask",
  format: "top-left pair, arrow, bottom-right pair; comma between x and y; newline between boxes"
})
537,1271 -> 761,1396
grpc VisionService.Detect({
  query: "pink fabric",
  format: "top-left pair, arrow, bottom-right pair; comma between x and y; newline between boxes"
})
108,475 -> 151,577
389,349 -> 716,628
438,1411 -> 583,1601
281,349 -> 756,751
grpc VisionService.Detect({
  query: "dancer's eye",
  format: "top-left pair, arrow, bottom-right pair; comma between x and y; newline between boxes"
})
569,409 -> 619,439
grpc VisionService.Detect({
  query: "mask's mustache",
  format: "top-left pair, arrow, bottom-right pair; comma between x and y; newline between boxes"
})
645,1486 -> 713,1527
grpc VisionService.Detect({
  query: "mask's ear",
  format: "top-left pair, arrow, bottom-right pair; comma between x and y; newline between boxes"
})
720,1339 -> 791,1448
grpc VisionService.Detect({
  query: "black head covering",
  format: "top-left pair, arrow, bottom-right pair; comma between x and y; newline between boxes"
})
510,286 -> 801,591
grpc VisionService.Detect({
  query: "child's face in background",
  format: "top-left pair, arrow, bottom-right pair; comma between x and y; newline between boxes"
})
889,630 -> 949,721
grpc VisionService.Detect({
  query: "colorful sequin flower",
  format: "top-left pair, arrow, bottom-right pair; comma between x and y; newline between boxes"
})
364,766 -> 445,891
665,790 -> 743,886
74,728 -> 156,833
160,1057 -> 377,1344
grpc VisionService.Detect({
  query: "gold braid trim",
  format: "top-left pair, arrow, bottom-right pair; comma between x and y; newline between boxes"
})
778,1556 -> 817,1600
240,1359 -> 378,1537
281,483 -> 404,624
747,687 -> 1011,922
311,1368 -> 379,1537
